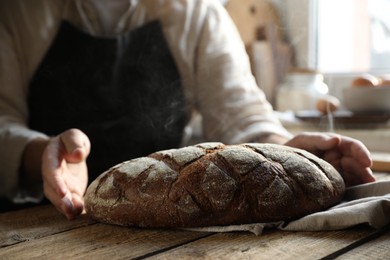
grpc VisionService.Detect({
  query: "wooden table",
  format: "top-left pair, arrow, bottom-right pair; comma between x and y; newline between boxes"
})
1,173 -> 389,260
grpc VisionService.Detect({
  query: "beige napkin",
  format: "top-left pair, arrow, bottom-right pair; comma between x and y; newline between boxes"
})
184,180 -> 390,235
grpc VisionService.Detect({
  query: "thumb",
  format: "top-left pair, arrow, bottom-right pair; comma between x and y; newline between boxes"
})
60,128 -> 91,163
310,133 -> 341,151
286,132 -> 341,152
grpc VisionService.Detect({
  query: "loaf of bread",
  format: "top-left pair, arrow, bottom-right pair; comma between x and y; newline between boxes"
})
84,142 -> 345,228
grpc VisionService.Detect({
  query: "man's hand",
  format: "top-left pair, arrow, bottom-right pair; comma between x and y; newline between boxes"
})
42,129 -> 90,220
285,132 -> 376,187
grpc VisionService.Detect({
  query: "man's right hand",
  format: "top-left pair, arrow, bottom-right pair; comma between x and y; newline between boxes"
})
42,128 -> 90,220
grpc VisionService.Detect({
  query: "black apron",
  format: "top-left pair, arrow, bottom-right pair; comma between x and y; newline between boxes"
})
28,21 -> 188,180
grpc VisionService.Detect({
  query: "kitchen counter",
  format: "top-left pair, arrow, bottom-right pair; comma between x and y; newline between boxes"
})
278,111 -> 390,153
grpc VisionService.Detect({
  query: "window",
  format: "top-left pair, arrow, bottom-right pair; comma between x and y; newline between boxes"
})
283,0 -> 390,74
317,0 -> 390,73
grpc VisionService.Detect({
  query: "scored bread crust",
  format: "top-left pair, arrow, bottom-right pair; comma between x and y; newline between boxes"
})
84,142 -> 345,228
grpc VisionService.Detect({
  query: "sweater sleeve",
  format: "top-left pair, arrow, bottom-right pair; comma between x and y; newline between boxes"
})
191,0 -> 291,144
139,0 -> 292,144
0,27 -> 48,199
0,0 -> 62,200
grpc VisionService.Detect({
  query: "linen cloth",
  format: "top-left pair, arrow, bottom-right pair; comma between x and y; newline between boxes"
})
185,180 -> 390,235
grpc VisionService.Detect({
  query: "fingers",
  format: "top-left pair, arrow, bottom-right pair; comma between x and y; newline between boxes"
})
42,151 -> 74,219
44,182 -> 80,220
44,175 -> 85,220
285,132 -> 341,156
60,128 -> 91,163
339,156 -> 376,186
42,137 -> 68,196
338,136 -> 372,168
306,132 -> 341,151
59,193 -> 84,220
42,128 -> 90,219
287,132 -> 372,166
286,132 -> 376,187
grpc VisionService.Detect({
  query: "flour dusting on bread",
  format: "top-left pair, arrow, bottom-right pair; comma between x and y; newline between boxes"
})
85,143 -> 345,228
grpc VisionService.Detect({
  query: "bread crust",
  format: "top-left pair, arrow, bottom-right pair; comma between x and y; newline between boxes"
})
84,143 -> 345,228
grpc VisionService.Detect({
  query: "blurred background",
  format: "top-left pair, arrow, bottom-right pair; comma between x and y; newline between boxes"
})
221,0 -> 390,153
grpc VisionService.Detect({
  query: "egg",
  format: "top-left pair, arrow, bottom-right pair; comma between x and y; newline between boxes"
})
379,80 -> 390,87
351,74 -> 380,87
378,75 -> 390,87
316,95 -> 340,114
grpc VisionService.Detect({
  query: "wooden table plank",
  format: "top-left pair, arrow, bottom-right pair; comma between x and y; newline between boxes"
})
336,226 -> 390,260
148,226 -> 377,260
0,222 -> 211,259
371,152 -> 390,172
0,172 -> 388,259
0,205 -> 95,248
373,172 -> 390,182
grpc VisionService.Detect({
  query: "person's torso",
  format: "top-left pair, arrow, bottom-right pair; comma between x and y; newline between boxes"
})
28,20 -> 188,179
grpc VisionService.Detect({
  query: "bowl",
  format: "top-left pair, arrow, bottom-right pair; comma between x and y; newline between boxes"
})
342,86 -> 390,112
